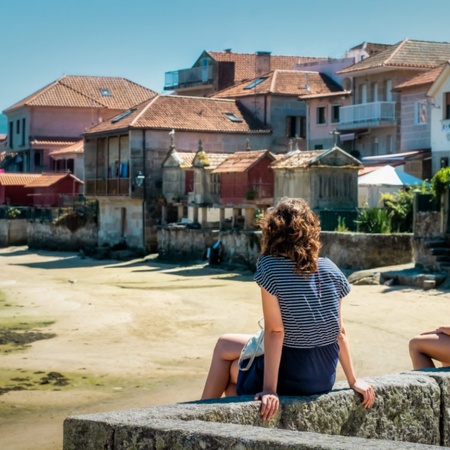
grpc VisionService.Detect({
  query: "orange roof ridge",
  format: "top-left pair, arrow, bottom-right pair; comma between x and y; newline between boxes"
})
384,38 -> 409,66
58,78 -> 109,108
129,94 -> 160,126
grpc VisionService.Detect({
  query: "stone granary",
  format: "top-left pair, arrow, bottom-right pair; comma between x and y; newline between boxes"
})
270,146 -> 362,210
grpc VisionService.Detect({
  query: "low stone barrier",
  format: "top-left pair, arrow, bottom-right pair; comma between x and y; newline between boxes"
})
0,219 -> 27,247
157,228 -> 413,271
63,368 -> 450,449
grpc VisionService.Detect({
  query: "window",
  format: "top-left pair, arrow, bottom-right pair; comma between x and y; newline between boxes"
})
445,93 -> 450,120
8,121 -> 13,148
314,144 -> 323,150
287,116 -> 306,138
360,84 -> 367,103
316,107 -> 326,125
385,80 -> 393,101
100,88 -> 112,97
224,112 -> 243,122
16,120 -> 20,134
331,105 -> 340,123
244,77 -> 267,90
415,101 -> 427,125
21,118 -> 25,146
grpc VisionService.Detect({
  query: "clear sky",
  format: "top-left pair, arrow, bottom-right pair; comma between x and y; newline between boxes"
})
2,0 -> 450,133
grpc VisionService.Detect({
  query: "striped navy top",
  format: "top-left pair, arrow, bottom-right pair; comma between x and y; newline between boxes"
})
254,255 -> 351,349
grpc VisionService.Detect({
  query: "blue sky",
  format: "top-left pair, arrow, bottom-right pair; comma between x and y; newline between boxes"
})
2,0 -> 450,133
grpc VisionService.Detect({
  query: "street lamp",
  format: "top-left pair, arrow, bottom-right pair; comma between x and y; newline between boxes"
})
135,171 -> 145,187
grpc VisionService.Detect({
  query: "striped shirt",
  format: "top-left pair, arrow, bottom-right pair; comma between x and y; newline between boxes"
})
254,255 -> 350,349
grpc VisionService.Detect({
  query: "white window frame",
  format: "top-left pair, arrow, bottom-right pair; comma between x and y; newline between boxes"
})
415,100 -> 427,125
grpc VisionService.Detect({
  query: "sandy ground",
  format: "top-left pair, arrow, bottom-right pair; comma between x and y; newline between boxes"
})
0,247 -> 449,450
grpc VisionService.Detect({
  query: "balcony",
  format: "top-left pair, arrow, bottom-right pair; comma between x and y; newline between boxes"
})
338,102 -> 396,130
85,178 -> 130,196
164,65 -> 214,90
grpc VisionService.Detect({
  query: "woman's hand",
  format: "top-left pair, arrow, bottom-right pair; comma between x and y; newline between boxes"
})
436,326 -> 450,336
350,379 -> 375,408
254,390 -> 279,421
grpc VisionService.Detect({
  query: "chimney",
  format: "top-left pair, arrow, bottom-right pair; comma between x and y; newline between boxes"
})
255,51 -> 271,77
224,48 -> 232,53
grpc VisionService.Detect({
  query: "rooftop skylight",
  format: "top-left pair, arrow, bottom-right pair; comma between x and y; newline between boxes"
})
244,77 -> 267,90
224,112 -> 243,123
100,88 -> 112,97
111,108 -> 136,123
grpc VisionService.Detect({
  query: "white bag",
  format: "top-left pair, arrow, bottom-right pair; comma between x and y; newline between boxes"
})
238,318 -> 264,371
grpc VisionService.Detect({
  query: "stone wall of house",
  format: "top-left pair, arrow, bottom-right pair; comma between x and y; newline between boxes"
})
157,228 -> 413,271
27,222 -> 98,251
63,368 -> 450,449
0,219 -> 28,247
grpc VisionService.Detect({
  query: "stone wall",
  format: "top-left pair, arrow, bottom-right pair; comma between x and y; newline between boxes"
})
157,228 -> 413,271
63,368 -> 450,449
0,219 -> 27,247
27,222 -> 98,251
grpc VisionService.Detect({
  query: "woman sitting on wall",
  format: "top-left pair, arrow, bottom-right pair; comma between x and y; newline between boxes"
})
201,197 -> 375,421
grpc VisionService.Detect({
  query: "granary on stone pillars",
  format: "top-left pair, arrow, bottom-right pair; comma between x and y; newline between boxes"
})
212,148 -> 277,205
161,145 -> 195,204
191,140 -> 228,205
270,146 -> 362,209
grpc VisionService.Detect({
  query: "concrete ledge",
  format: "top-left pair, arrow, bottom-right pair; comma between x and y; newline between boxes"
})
63,370 -> 450,449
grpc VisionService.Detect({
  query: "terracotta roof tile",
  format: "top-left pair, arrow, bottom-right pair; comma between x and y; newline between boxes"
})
31,137 -> 81,147
348,42 -> 393,57
212,70 -> 348,99
49,140 -> 84,157
25,173 -> 83,188
205,153 -> 229,169
5,75 -> 157,112
164,150 -> 196,169
339,39 -> 450,74
0,173 -> 41,186
394,64 -> 446,90
211,150 -> 274,173
86,95 -> 270,135
208,51 -> 326,82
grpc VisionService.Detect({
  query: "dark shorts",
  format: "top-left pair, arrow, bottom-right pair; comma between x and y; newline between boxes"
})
236,341 -> 339,396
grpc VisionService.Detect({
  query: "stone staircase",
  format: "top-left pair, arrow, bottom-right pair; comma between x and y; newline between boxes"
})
425,238 -> 450,274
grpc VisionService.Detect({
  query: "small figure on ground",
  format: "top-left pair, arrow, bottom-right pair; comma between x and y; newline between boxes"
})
409,326 -> 450,369
201,197 -> 375,420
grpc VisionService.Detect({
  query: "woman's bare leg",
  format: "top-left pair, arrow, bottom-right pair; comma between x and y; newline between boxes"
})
409,332 -> 450,369
201,333 -> 251,400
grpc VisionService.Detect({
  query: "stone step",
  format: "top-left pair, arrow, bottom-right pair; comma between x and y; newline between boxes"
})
430,247 -> 450,256
436,255 -> 450,262
425,239 -> 447,249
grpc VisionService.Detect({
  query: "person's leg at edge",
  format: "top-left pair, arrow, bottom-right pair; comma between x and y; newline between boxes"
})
201,333 -> 251,399
409,332 -> 450,369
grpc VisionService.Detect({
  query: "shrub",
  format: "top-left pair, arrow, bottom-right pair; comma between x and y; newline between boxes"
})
335,216 -> 349,232
431,167 -> 450,205
355,207 -> 392,233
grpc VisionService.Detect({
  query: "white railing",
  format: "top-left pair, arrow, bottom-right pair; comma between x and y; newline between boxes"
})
164,65 -> 214,89
339,102 -> 396,126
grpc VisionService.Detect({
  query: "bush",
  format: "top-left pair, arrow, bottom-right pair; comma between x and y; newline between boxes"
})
355,207 -> 392,233
431,167 -> 450,205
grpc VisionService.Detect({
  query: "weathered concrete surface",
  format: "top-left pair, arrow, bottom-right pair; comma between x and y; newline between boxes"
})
0,219 -> 27,247
63,370 -> 450,449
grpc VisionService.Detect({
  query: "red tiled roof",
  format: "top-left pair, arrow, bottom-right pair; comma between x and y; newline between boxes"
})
394,64 -> 446,90
347,42 -> 393,57
338,39 -> 450,74
207,51 -> 326,82
0,173 -> 41,186
31,137 -> 81,147
212,70 -> 348,99
85,95 -> 270,135
25,173 -> 83,188
49,140 -> 84,157
5,75 -> 157,112
211,150 -> 274,173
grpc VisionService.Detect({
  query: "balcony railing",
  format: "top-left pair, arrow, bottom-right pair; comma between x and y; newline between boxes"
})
164,65 -> 214,90
339,102 -> 396,129
85,178 -> 130,196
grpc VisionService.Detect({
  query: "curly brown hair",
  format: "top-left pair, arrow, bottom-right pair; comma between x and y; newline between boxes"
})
260,197 -> 321,275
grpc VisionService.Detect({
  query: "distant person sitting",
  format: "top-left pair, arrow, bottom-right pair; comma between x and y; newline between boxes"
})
409,326 -> 450,369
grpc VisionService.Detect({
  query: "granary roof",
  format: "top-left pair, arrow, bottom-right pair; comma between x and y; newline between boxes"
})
211,70 -> 348,99
338,39 -> 450,75
0,173 -> 41,186
4,75 -> 157,112
25,173 -> 83,188
162,149 -> 196,169
204,51 -> 327,82
85,95 -> 270,135
211,149 -> 275,174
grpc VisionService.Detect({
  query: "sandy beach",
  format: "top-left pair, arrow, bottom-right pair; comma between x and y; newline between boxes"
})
0,246 -> 449,450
